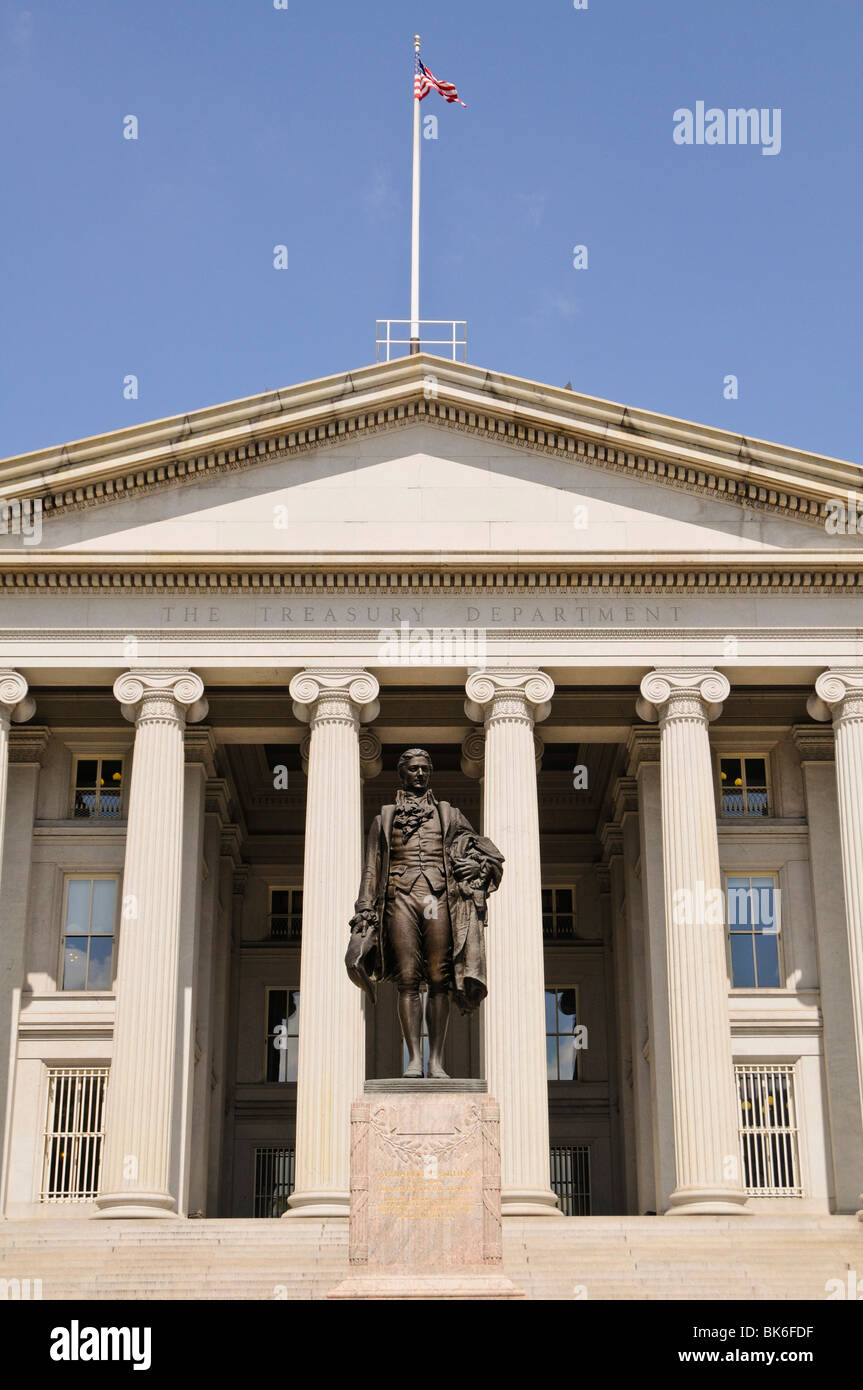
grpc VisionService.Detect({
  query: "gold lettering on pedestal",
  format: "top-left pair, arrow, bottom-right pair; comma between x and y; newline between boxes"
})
374,1168 -> 473,1220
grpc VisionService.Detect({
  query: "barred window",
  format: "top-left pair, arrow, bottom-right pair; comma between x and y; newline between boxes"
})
42,1067 -> 108,1203
72,758 -> 123,820
727,875 -> 781,988
268,888 -> 303,941
265,988 -> 300,1082
253,1146 -> 295,1218
61,877 -> 118,991
719,756 -> 769,817
550,1145 -> 591,1215
736,1064 -> 802,1196
542,887 -> 575,940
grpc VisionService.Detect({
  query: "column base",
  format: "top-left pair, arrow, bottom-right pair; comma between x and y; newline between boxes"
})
665,1185 -> 750,1216
501,1187 -> 563,1217
92,1191 -> 179,1220
283,1190 -> 350,1219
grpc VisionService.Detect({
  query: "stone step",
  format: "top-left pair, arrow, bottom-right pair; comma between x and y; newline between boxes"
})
2,1216 -> 860,1301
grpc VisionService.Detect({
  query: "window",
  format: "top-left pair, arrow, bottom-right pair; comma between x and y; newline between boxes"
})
727,875 -> 781,988
253,1146 -> 295,1217
72,758 -> 123,819
545,987 -> 581,1080
265,988 -> 300,1082
542,887 -> 575,940
550,1145 -> 591,1215
719,756 -> 769,817
736,1064 -> 802,1195
268,888 -> 303,941
42,1067 -> 108,1202
61,878 -> 118,991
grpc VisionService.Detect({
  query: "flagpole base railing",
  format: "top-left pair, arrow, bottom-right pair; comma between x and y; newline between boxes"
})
376,320 -> 467,363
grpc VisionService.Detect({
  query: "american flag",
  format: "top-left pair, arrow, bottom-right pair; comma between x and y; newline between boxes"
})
414,52 -> 466,106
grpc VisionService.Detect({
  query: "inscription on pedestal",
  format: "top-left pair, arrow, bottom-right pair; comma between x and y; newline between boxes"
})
349,1091 -> 502,1269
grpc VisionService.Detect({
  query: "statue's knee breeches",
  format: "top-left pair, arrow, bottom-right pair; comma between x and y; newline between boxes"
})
385,879 -> 452,993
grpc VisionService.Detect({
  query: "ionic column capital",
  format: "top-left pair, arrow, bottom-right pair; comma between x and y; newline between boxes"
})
289,669 -> 380,728
464,669 -> 554,726
636,668 -> 730,726
0,670 -> 35,728
114,669 -> 208,726
807,669 -> 863,725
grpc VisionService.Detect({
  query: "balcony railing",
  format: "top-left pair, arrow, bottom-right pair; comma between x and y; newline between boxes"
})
73,790 -> 122,820
721,788 -> 768,817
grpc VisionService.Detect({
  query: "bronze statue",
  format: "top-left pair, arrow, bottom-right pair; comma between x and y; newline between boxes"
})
346,748 -> 504,1078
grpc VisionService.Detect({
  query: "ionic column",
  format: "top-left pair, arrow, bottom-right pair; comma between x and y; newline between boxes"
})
285,669 -> 380,1217
95,669 -> 208,1218
464,669 -> 560,1216
0,674 -> 37,1218
807,669 -> 863,1216
637,669 -> 747,1215
0,673 -> 35,880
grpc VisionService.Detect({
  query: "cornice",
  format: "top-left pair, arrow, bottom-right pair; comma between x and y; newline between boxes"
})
0,357 -> 860,534
3,555 -> 863,595
9,725 -> 51,764
791,724 -> 835,762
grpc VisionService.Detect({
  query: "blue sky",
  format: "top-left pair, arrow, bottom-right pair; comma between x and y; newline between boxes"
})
1,0 -> 860,461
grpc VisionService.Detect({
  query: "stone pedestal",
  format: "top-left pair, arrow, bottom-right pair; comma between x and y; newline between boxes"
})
328,1084 -> 523,1299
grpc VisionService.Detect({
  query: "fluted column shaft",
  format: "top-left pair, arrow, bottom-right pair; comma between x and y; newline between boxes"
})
95,670 -> 208,1218
465,670 -> 560,1216
638,669 -> 747,1215
0,671 -> 36,1218
286,669 -> 379,1217
808,669 -> 863,1216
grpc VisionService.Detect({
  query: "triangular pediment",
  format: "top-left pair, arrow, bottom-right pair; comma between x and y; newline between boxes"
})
1,357 -> 861,574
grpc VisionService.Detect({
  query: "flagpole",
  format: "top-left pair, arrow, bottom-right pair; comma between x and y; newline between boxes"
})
410,33 -> 421,355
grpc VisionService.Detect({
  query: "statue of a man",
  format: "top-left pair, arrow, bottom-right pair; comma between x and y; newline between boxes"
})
346,748 -> 504,1078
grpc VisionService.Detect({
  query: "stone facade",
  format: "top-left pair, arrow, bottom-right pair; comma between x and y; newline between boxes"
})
0,356 -> 862,1228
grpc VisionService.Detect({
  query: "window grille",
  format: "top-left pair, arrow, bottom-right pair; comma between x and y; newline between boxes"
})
542,887 -> 576,939
253,1146 -> 295,1217
736,1064 -> 802,1195
72,758 -> 123,819
268,888 -> 303,941
719,756 -> 769,817
550,1145 -> 591,1215
42,1068 -> 108,1202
